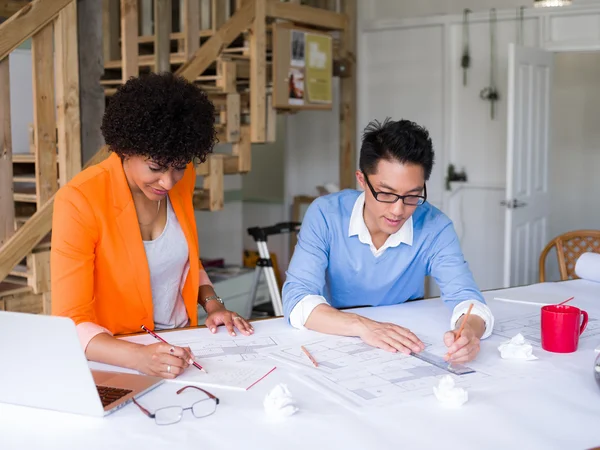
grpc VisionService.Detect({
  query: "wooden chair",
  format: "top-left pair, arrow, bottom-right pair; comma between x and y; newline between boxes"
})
539,230 -> 600,282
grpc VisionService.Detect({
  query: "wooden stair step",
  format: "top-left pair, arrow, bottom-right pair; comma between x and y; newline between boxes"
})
9,264 -> 29,279
0,280 -> 31,298
12,153 -> 36,163
104,52 -> 188,69
33,234 -> 52,252
192,189 -> 210,211
13,174 -> 36,183
13,185 -> 37,203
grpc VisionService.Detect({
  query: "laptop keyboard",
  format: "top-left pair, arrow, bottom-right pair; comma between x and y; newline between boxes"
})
96,385 -> 133,408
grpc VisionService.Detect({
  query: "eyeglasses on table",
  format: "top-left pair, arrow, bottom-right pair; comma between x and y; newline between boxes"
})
132,385 -> 220,425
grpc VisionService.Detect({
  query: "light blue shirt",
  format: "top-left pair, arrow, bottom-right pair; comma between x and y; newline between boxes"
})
282,189 -> 487,324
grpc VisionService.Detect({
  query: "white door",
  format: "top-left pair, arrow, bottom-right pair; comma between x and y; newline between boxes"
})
503,44 -> 554,288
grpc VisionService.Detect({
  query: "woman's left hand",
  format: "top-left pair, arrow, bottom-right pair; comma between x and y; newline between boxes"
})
204,304 -> 254,337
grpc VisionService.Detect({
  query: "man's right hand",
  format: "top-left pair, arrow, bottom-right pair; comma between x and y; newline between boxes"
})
357,317 -> 425,354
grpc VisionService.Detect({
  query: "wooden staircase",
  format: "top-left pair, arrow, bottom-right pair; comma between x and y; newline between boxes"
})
0,0 -> 355,315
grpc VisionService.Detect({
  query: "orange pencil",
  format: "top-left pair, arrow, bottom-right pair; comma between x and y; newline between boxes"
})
301,345 -> 319,368
446,303 -> 474,360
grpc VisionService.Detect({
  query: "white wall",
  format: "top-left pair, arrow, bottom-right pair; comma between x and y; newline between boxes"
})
360,25 -> 445,206
284,77 -> 341,201
362,1 -> 526,21
196,163 -> 244,266
544,51 -> 600,280
8,49 -> 33,154
360,1 -> 600,290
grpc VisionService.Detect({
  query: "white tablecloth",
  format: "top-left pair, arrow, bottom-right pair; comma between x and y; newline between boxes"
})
1,280 -> 599,450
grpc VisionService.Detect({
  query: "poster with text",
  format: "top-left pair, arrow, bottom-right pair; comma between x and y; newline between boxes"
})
305,33 -> 332,104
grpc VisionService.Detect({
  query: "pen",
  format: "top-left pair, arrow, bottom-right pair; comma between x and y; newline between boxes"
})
301,345 -> 319,368
141,325 -> 207,373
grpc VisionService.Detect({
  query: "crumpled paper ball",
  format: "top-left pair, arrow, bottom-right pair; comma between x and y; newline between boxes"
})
433,375 -> 468,407
497,333 -> 538,361
263,383 -> 298,419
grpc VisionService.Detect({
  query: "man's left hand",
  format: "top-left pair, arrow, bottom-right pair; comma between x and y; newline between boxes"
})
443,320 -> 482,363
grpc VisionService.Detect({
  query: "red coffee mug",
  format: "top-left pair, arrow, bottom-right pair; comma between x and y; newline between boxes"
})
541,304 -> 589,353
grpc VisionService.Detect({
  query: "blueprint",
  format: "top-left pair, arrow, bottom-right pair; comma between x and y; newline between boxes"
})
269,336 -> 393,373
302,354 -> 490,409
165,335 -> 286,363
493,313 -> 600,346
269,335 -> 492,409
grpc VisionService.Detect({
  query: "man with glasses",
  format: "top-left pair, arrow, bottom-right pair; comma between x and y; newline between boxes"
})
282,118 -> 493,363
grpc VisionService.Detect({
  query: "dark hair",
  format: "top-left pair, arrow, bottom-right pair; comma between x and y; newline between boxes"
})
101,72 -> 216,167
359,118 -> 434,180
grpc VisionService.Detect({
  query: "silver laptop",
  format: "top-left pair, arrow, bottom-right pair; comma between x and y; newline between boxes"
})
0,311 -> 164,417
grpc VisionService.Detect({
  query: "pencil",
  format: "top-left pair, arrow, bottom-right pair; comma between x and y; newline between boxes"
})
300,345 -> 319,368
141,325 -> 207,373
446,303 -> 474,360
455,303 -> 474,340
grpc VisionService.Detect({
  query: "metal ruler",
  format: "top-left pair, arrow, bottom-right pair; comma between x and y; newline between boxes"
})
411,350 -> 475,375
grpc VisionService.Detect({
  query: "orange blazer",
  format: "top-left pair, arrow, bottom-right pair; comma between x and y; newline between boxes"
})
51,152 -> 201,335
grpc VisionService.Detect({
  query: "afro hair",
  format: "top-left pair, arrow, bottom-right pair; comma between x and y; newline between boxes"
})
101,72 -> 217,167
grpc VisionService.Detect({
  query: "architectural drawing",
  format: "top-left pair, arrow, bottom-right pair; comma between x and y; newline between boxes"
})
300,350 -> 490,409
270,336 -> 409,372
269,335 -> 492,409
493,313 -> 600,346
167,335 -> 283,363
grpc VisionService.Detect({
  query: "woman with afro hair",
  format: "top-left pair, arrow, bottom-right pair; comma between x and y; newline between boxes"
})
51,73 -> 253,379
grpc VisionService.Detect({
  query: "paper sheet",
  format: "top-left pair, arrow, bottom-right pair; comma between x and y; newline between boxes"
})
268,335 -> 494,409
493,312 -> 600,346
176,362 -> 277,391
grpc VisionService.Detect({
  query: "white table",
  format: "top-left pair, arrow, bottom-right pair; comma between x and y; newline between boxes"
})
1,280 -> 599,450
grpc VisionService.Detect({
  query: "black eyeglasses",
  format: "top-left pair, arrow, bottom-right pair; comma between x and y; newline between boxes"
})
363,173 -> 427,206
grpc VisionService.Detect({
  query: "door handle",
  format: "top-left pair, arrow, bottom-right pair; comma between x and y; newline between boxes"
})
500,199 -> 527,209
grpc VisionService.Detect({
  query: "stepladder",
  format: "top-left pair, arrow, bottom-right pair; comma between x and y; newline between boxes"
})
245,222 -> 301,318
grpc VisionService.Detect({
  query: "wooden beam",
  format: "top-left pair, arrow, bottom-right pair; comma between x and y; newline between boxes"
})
265,0 -> 345,31
0,58 -> 14,247
0,0 -> 30,18
226,93 -> 240,142
55,0 -> 81,186
216,59 -> 236,93
154,0 -> 172,72
121,0 -> 139,81
182,0 -> 200,60
32,23 -> 57,207
79,0 -> 105,164
27,250 -> 50,294
266,92 -> 276,142
0,146 -> 109,283
175,0 -> 255,82
42,291 -> 51,314
0,0 -> 73,61
102,0 -> 120,62
202,154 -> 224,211
339,0 -> 355,190
211,0 -> 226,31
232,124 -> 251,172
250,0 -> 265,143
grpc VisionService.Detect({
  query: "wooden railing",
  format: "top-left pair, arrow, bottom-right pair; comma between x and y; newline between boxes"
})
0,0 -> 81,288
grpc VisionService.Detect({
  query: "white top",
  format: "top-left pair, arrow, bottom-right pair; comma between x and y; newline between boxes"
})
143,196 -> 190,330
289,192 -> 494,337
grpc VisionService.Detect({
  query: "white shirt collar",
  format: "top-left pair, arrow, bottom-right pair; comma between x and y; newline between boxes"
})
348,192 -> 413,257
